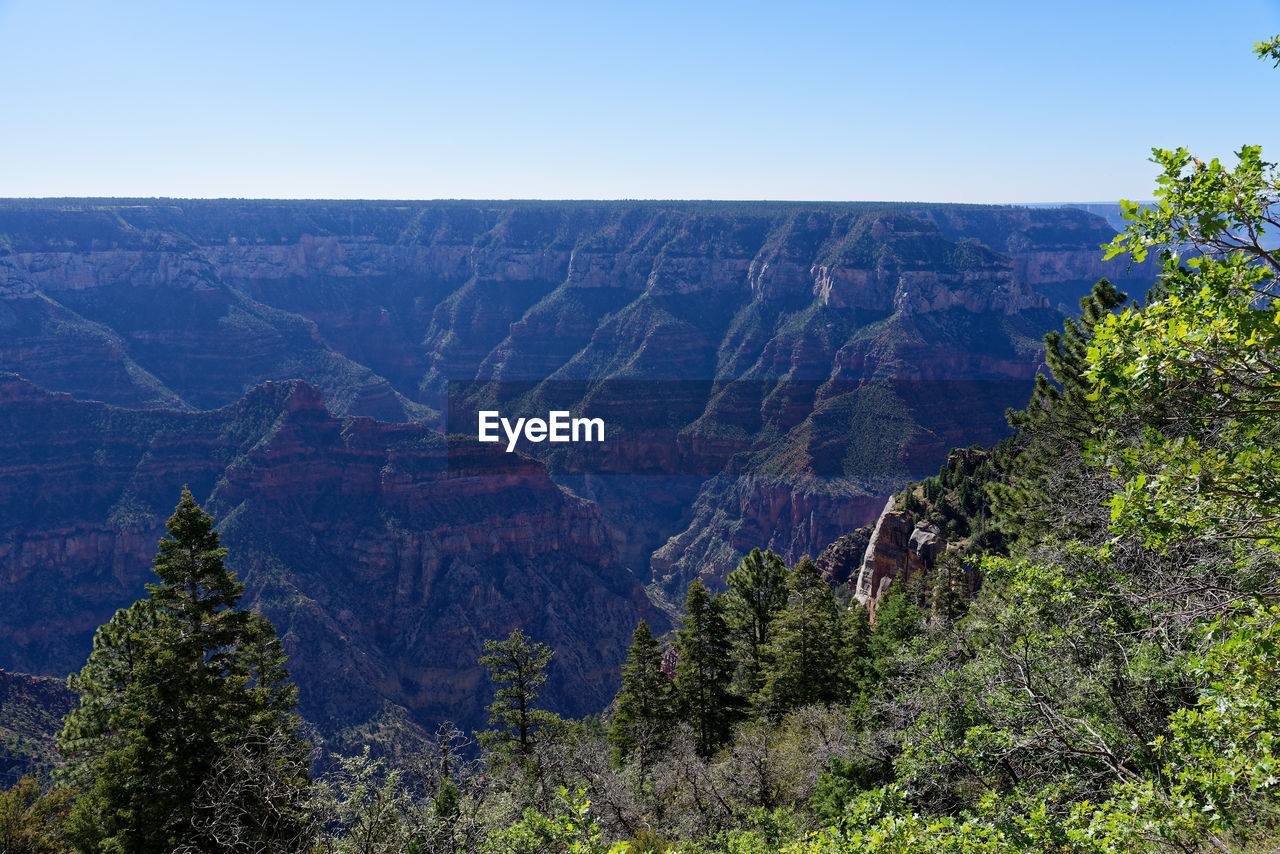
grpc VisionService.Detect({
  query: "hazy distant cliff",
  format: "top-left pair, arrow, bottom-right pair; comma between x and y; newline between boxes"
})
0,199 -> 1156,738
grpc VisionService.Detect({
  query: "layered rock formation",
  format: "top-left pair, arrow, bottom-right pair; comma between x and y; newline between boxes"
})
851,497 -> 980,620
852,500 -> 928,613
816,527 -> 873,589
0,200 -> 1158,738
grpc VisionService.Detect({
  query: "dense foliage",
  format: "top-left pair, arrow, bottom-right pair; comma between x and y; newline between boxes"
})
55,489 -> 312,853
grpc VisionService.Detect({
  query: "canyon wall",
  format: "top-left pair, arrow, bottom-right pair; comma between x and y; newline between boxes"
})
0,200 -> 1158,737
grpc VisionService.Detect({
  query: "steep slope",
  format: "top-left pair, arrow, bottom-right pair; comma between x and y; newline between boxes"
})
0,375 -> 655,737
0,669 -> 75,783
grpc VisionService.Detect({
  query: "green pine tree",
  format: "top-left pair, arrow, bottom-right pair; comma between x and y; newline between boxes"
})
607,620 -> 675,772
759,558 -> 849,713
478,628 -> 554,759
845,601 -> 874,697
673,580 -> 737,756
931,551 -> 972,627
723,548 -> 789,698
869,582 -> 924,663
56,487 -> 310,854
991,278 -> 1128,543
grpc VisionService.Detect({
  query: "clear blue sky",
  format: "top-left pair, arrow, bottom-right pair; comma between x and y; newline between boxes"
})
2,1 -> 1278,202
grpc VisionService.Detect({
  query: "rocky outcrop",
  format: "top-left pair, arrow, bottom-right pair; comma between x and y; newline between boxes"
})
816,526 -> 872,588
849,497 -> 986,621
908,524 -> 946,572
852,498 -> 948,619
853,498 -> 902,605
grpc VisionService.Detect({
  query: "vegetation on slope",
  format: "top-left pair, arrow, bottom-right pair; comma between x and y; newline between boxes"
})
0,673 -> 74,786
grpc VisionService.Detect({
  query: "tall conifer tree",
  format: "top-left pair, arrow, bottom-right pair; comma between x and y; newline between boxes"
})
673,580 -> 736,756
608,620 -> 675,772
992,278 -> 1128,542
478,628 -> 554,759
57,488 -> 310,853
759,557 -> 849,712
723,548 -> 789,697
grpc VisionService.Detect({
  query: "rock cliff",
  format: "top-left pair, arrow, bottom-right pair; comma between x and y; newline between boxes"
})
815,527 -> 873,589
851,496 -> 979,620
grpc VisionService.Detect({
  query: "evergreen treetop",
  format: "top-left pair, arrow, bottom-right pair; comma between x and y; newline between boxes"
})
608,620 -> 675,770
674,580 -> 737,756
56,488 -> 309,853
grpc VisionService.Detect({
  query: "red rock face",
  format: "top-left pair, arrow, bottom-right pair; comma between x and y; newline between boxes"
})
816,527 -> 872,589
651,477 -> 889,589
853,500 -> 913,613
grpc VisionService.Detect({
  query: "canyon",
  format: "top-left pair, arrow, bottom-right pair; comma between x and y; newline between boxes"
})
0,200 -> 1156,742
